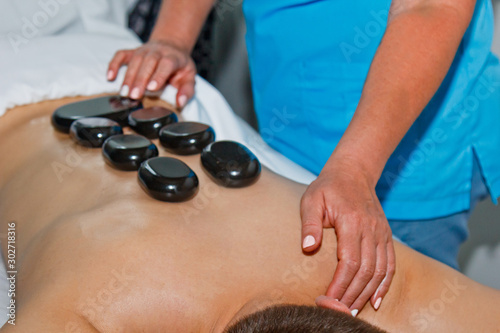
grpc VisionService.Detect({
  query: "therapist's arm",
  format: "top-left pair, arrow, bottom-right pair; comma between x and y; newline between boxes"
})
302,0 -> 476,314
107,0 -> 216,105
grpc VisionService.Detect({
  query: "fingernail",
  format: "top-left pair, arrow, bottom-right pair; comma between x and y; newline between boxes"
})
178,95 -> 187,108
147,80 -> 158,91
130,87 -> 140,100
374,275 -> 387,300
351,309 -> 358,317
302,235 -> 316,249
120,85 -> 129,97
107,70 -> 113,80
374,297 -> 382,310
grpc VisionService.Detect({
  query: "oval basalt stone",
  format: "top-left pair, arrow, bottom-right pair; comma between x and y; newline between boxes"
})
102,134 -> 158,171
138,157 -> 199,202
201,141 -> 261,188
159,122 -> 215,155
128,106 -> 178,139
69,117 -> 123,148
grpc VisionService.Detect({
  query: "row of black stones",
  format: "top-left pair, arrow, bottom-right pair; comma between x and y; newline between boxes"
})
52,95 -> 261,202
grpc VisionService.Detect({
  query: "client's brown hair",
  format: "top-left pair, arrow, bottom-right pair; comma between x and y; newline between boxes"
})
224,305 -> 387,333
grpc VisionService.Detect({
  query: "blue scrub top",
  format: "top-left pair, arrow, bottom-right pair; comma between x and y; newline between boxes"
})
243,0 -> 500,220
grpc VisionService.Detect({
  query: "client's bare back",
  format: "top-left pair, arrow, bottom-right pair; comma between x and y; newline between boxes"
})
0,96 -> 337,332
0,96 -> 499,333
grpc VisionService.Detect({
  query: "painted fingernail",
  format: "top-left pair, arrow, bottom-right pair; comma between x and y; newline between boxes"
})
178,95 -> 187,108
351,309 -> 358,317
302,235 -> 316,249
120,85 -> 129,97
130,87 -> 140,100
107,70 -> 113,80
374,275 -> 387,300
147,80 -> 158,91
374,297 -> 382,310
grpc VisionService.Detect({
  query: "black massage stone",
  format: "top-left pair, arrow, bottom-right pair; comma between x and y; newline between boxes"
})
159,121 -> 215,155
128,106 -> 178,139
138,157 -> 199,202
52,95 -> 142,133
69,117 -> 123,148
201,141 -> 261,188
102,134 -> 158,171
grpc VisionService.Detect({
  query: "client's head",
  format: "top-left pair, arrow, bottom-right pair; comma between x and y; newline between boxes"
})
224,304 -> 386,333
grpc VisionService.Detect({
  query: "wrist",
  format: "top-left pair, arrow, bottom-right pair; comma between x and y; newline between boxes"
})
324,151 -> 383,189
149,32 -> 194,54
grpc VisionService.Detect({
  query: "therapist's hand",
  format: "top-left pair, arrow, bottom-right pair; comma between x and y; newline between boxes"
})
300,157 -> 395,316
107,39 -> 196,107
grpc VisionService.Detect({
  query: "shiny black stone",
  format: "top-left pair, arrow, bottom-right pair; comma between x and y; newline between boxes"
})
52,95 -> 142,133
138,157 -> 199,202
201,141 -> 261,188
128,106 -> 178,139
69,117 -> 123,148
102,134 -> 158,171
159,122 -> 215,155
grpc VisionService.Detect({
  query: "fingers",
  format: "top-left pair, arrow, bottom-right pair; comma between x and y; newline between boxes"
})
347,241 -> 387,312
148,56 -> 179,92
326,217 -> 395,316
325,220 -> 362,302
299,166 -> 396,317
107,50 -> 133,81
300,191 -> 326,252
108,42 -> 196,101
128,52 -> 161,99
370,240 -> 395,309
120,52 -> 147,98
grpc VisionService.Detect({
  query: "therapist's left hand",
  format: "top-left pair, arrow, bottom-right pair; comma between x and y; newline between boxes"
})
300,157 -> 395,315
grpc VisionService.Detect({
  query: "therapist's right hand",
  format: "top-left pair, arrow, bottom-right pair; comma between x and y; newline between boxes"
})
107,39 -> 196,107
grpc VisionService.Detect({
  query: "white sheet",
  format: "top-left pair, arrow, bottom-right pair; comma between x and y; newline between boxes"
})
0,0 -> 138,42
0,1 -> 315,327
0,36 -> 315,183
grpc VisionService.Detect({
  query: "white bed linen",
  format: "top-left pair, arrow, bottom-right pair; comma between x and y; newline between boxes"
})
0,36 -> 315,184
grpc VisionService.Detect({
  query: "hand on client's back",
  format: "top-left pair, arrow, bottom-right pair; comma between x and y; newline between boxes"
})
300,156 -> 395,316
107,39 -> 196,107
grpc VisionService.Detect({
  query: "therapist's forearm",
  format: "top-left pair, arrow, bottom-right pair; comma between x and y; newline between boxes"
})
329,1 -> 475,183
149,0 -> 216,52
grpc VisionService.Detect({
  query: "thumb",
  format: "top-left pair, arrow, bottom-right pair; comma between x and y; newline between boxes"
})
315,296 -> 351,315
300,194 -> 324,252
